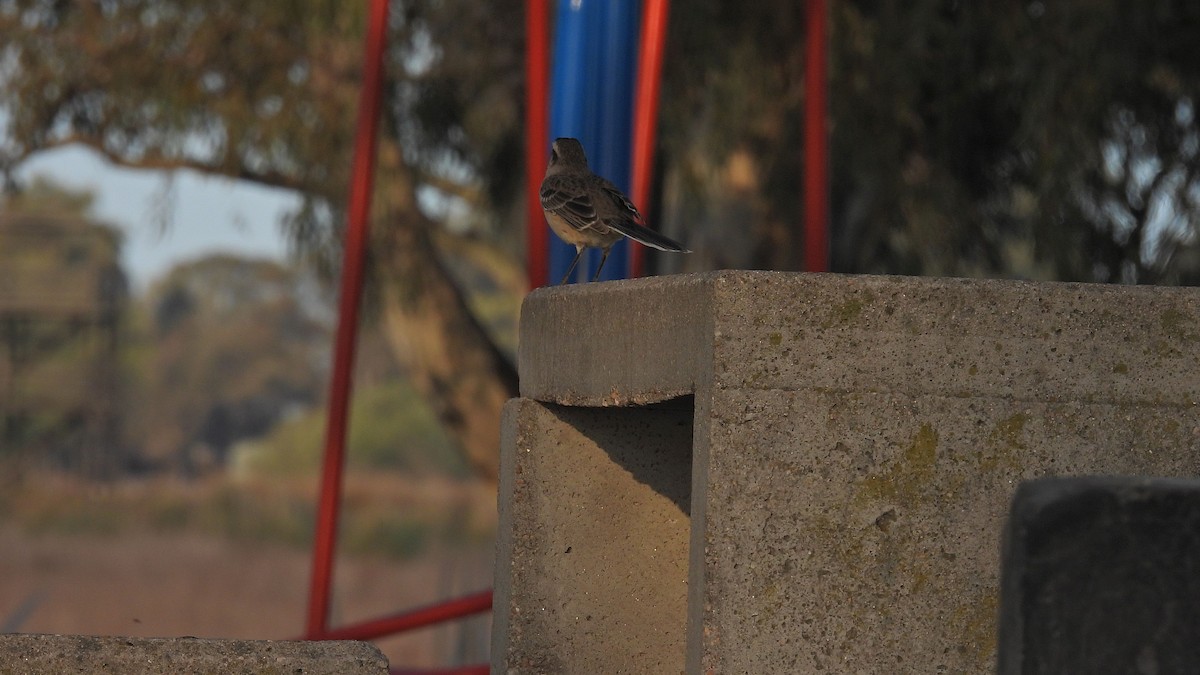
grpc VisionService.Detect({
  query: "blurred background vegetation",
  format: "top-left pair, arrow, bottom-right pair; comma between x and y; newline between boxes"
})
0,0 -> 1198,526
0,176 -> 492,559
0,2 -> 1196,665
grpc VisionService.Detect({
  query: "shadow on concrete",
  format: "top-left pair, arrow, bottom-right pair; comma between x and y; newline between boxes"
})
545,396 -> 693,517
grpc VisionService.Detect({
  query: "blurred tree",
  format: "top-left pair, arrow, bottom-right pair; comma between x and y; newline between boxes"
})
0,0 -> 521,479
238,380 -> 466,478
657,0 -> 1200,283
130,254 -> 331,474
0,177 -> 126,477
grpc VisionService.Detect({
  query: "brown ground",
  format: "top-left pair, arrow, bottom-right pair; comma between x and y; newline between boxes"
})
0,523 -> 493,668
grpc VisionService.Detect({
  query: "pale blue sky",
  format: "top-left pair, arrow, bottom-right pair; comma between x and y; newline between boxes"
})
16,145 -> 300,292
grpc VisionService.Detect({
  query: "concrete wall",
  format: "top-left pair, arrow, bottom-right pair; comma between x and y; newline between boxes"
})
494,271 -> 1200,673
493,401 -> 693,673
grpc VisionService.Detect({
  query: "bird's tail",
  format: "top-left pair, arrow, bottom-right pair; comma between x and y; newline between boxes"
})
610,220 -> 689,252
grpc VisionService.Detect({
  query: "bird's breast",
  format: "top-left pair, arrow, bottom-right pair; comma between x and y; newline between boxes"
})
543,211 -> 622,248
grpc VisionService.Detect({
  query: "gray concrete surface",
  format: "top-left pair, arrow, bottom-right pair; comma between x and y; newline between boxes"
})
497,271 -> 1200,673
0,633 -> 388,674
492,399 -> 692,673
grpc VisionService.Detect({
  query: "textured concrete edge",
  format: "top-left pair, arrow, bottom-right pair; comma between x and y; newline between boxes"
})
518,271 -> 721,406
521,270 -> 1200,407
704,271 -> 1200,404
490,398 -> 523,671
685,391 -> 715,675
0,634 -> 389,674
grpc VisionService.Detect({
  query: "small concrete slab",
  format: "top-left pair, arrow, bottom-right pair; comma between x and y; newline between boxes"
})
0,634 -> 389,674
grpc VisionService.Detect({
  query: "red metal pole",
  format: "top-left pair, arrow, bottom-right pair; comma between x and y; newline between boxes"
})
803,0 -> 829,272
305,590 -> 494,642
629,0 -> 670,278
306,0 -> 391,637
390,667 -> 489,675
525,0 -> 550,289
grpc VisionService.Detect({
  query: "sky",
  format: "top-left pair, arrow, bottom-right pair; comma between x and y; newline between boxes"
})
16,145 -> 300,292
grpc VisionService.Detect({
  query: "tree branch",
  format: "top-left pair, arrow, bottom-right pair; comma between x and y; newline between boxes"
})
18,134 -> 309,194
417,172 -> 485,208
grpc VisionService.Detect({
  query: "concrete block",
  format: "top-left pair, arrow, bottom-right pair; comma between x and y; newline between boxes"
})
0,634 -> 388,674
997,477 -> 1200,675
497,271 -> 1200,673
492,398 -> 692,673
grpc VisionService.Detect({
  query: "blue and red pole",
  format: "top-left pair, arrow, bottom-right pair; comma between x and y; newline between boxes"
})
630,0 -> 670,278
525,0 -> 551,288
307,0 -> 391,638
546,0 -> 640,284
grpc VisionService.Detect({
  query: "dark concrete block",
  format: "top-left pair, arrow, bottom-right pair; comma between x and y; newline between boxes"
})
998,477 -> 1200,675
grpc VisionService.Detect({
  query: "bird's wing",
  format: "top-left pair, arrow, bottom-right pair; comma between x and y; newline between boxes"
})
540,177 -> 602,233
608,219 -> 689,252
599,182 -> 645,224
591,178 -> 687,251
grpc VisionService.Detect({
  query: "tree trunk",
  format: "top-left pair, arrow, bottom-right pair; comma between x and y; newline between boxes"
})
372,145 -> 518,481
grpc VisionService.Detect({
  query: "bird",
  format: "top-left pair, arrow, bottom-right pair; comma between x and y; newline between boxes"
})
540,137 -> 689,285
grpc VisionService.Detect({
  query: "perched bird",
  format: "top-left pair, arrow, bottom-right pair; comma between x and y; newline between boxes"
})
540,137 -> 689,284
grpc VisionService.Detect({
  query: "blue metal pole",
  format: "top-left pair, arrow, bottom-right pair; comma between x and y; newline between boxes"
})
588,0 -> 638,281
548,0 -> 641,284
548,0 -> 591,284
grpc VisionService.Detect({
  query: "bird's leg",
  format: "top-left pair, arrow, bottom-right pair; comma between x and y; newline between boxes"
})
591,247 -> 612,282
559,245 -> 585,285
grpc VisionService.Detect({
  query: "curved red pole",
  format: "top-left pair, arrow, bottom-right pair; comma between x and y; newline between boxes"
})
391,662 -> 489,667
525,0 -> 550,288
803,0 -> 829,272
305,590 -> 493,642
630,0 -> 670,278
306,0 -> 391,637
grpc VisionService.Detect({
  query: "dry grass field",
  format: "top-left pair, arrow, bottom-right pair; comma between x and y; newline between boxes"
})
0,471 -> 496,668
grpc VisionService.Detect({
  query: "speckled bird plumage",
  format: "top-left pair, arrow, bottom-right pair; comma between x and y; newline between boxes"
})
540,138 -> 688,284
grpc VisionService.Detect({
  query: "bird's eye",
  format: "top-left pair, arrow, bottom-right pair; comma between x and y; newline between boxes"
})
550,149 -> 558,162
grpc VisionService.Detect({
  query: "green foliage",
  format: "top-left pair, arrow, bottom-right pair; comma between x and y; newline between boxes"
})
348,381 -> 465,474
233,410 -> 323,476
121,254 -> 332,472
235,380 -> 465,478
341,516 -> 430,559
0,178 -> 124,470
